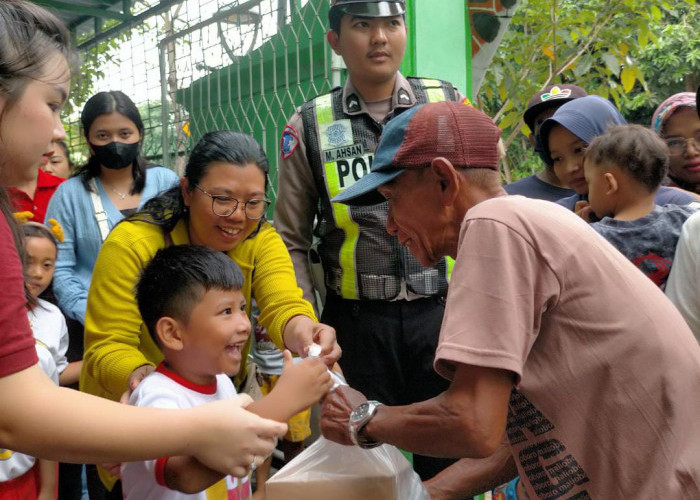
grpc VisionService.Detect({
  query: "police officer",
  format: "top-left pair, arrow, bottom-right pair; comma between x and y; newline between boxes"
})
274,0 -> 465,480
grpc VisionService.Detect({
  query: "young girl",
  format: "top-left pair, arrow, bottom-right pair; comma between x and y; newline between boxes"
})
22,221 -> 81,386
0,223 -> 66,500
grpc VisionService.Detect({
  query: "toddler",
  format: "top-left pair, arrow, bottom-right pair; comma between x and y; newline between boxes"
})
582,124 -> 698,289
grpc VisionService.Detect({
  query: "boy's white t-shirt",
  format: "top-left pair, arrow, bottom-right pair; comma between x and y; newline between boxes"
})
28,298 -> 69,375
121,364 -> 251,499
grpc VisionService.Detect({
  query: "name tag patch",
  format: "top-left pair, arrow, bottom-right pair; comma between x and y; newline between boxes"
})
324,143 -> 364,163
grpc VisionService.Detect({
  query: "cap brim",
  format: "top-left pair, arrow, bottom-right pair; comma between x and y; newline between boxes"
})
523,98 -> 575,132
331,168 -> 404,206
335,2 -> 405,17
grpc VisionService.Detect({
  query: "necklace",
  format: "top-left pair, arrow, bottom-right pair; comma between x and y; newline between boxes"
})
104,182 -> 131,200
110,186 -> 128,200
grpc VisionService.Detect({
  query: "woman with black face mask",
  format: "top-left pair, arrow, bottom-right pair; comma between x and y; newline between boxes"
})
44,90 -> 178,499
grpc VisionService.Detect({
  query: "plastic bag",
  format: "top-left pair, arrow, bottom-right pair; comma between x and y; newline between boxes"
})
239,360 -> 263,401
265,436 -> 429,500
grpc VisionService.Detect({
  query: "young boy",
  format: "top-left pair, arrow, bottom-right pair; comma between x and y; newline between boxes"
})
583,124 -> 698,289
121,245 -> 332,499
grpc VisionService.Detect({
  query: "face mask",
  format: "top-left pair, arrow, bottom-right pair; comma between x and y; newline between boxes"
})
90,141 -> 140,170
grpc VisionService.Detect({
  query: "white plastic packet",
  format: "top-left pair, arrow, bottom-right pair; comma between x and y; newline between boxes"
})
265,437 -> 430,500
297,342 -> 345,390
272,343 -> 429,499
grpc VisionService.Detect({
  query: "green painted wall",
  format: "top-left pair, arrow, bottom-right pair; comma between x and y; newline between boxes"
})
402,0 -> 471,99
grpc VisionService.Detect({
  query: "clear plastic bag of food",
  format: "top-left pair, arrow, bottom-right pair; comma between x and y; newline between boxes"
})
265,436 -> 429,499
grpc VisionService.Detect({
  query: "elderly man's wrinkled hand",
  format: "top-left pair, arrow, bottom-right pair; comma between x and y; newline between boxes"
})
320,385 -> 367,445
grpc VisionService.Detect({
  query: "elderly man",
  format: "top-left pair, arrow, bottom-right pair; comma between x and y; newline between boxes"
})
321,101 -> 700,499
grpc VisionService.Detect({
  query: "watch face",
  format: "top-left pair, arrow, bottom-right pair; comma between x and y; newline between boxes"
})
352,403 -> 370,422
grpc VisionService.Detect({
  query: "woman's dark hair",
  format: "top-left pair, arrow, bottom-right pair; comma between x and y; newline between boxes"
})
0,0 -> 73,309
79,91 -> 147,195
134,130 -> 270,235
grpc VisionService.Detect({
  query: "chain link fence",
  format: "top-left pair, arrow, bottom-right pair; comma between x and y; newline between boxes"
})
66,0 -> 335,203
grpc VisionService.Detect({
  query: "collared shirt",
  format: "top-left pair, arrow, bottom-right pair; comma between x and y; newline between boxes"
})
8,169 -> 64,223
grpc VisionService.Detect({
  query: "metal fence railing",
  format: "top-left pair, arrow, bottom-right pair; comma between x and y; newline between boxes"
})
66,0 -> 333,204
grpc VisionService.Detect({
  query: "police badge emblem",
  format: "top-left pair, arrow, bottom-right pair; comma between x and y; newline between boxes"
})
326,122 -> 348,147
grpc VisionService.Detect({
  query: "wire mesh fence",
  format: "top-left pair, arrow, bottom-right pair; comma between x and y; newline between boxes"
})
65,0 -> 336,203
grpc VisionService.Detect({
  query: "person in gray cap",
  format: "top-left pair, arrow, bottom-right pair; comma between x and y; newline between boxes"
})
320,101 -> 700,499
504,84 -> 586,202
274,0 -> 465,480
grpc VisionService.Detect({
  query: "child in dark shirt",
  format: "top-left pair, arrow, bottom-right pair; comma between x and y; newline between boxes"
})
582,124 -> 698,289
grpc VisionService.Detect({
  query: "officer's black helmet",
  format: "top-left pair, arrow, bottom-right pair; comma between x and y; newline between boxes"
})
330,0 -> 405,19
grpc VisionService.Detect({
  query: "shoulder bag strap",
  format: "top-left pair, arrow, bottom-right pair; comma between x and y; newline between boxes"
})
88,178 -> 111,242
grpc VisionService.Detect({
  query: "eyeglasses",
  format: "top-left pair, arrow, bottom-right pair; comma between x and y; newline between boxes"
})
664,131 -> 700,156
194,184 -> 270,219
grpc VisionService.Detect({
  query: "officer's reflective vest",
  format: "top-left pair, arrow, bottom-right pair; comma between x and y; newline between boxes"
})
300,77 -> 456,300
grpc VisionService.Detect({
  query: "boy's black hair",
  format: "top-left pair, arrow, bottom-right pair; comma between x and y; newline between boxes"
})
584,124 -> 669,193
136,245 -> 245,345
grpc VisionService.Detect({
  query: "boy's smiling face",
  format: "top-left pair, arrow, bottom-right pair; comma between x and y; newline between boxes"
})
176,288 -> 251,385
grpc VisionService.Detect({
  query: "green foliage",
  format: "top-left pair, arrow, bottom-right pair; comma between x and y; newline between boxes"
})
479,0 -> 699,182
638,5 -> 699,97
66,25 -> 132,116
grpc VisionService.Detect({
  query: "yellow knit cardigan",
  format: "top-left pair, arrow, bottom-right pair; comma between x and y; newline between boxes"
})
80,218 -> 316,402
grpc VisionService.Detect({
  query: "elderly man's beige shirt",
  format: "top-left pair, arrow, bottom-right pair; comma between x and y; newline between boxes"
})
436,195 -> 700,499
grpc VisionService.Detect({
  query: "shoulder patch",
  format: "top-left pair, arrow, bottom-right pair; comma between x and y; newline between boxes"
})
398,88 -> 412,104
461,96 -> 472,107
346,94 -> 361,113
280,125 -> 300,159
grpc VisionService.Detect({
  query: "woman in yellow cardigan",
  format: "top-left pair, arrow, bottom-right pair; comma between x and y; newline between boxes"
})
81,131 -> 341,407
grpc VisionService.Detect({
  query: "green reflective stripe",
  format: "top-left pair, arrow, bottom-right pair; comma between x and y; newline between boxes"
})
327,176 -> 360,299
315,94 -> 334,124
421,78 -> 447,103
446,256 -> 455,280
315,95 -> 360,299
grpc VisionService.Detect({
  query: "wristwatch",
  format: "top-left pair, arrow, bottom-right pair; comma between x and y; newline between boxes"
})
348,400 -> 383,449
